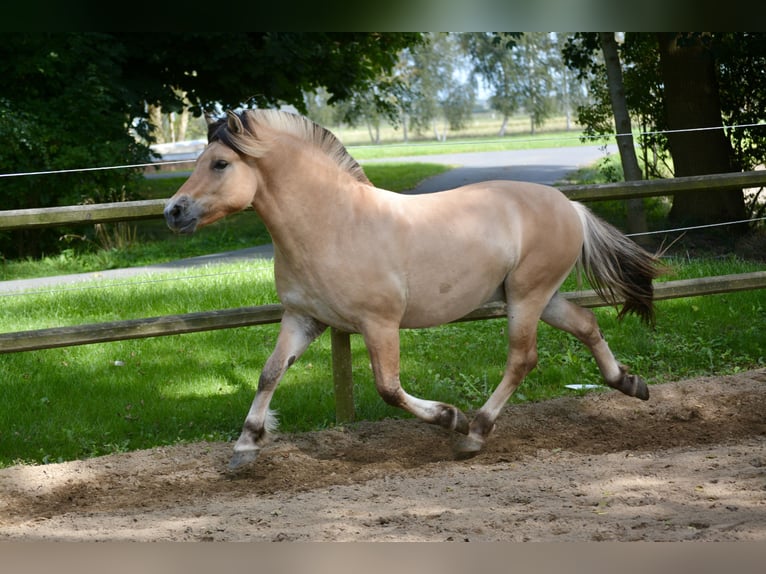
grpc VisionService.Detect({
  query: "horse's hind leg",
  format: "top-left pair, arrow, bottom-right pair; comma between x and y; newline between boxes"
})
362,322 -> 470,434
541,292 -> 649,400
229,311 -> 327,470
453,297 -> 543,458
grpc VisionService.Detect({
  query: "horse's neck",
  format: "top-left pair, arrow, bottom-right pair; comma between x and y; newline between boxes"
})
253,143 -> 361,253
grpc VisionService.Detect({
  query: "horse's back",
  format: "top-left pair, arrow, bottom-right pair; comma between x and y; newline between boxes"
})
399,179 -> 576,220
387,180 -> 584,328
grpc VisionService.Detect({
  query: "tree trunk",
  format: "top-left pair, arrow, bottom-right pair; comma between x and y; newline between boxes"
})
599,33 -> 648,240
177,108 -> 189,142
147,104 -> 164,144
498,114 -> 508,136
366,120 -> 380,144
656,33 -> 747,229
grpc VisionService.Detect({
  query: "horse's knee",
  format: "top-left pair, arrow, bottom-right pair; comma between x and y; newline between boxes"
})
526,348 -> 539,371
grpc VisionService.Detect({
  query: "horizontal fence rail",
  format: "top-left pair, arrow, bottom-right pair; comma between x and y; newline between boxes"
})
2,170 -> 765,421
2,170 -> 766,230
2,272 -> 764,355
2,272 -> 765,422
0,199 -> 167,230
559,169 -> 766,202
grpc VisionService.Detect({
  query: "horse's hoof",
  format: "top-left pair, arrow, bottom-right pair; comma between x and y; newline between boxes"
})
611,366 -> 650,401
437,405 -> 470,435
633,376 -> 650,400
452,408 -> 470,435
452,433 -> 484,459
623,374 -> 649,400
228,449 -> 259,471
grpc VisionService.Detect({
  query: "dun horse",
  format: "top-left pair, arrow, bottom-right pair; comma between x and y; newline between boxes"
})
164,109 -> 661,470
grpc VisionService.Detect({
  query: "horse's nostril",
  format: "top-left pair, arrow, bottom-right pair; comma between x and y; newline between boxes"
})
164,200 -> 183,220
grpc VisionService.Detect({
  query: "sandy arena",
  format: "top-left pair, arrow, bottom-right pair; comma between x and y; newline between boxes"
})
1,369 -> 765,542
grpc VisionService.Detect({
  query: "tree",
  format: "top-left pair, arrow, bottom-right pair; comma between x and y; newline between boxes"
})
462,33 -> 562,136
716,33 -> 766,221
564,33 -> 668,180
115,33 -> 423,122
548,33 -> 589,131
0,34 -> 152,258
461,32 -> 523,136
396,33 -> 475,141
514,33 -> 560,135
0,33 -> 423,259
599,32 -> 647,237
565,32 -> 760,233
657,33 -> 747,228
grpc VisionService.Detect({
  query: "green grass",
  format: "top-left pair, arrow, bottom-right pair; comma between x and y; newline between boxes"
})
1,147 -> 764,468
0,255 -> 763,467
348,130 -> 589,160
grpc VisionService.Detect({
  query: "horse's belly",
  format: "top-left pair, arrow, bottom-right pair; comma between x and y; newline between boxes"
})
400,280 -> 505,329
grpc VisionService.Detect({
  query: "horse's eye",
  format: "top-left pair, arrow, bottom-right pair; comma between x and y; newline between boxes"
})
213,159 -> 229,171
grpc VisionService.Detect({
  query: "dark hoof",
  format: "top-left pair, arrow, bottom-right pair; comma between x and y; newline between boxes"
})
624,374 -> 649,400
452,433 -> 485,459
438,405 -> 470,435
613,372 -> 649,401
228,449 -> 260,471
608,365 -> 650,401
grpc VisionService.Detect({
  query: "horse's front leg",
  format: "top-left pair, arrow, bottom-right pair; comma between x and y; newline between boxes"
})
362,322 -> 469,434
229,311 -> 326,470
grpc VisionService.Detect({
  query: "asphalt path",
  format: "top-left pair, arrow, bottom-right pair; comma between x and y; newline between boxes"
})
373,144 -> 615,194
1,145 -> 614,294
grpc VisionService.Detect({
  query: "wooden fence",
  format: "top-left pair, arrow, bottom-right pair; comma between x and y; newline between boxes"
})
2,170 -> 765,422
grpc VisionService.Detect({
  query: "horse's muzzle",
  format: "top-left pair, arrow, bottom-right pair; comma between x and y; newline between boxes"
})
164,196 -> 198,234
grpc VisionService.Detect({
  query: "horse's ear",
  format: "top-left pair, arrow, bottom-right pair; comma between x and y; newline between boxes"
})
227,111 -> 244,134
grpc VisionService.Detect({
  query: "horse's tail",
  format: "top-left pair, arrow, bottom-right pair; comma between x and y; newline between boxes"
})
573,202 -> 663,325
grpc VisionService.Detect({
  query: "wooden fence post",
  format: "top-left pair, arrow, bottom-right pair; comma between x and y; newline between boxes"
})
330,327 -> 355,423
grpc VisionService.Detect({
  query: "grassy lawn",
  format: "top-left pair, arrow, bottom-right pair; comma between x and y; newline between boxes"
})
1,141 -> 764,468
347,130 -> 590,160
1,252 -> 763,467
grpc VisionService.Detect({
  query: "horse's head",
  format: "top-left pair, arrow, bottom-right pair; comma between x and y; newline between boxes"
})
164,112 -> 259,234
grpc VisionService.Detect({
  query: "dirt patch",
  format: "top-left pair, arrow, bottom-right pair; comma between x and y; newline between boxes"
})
1,369 -> 765,541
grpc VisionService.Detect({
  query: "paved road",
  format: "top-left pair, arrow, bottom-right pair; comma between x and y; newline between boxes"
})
1,145 -> 614,294
370,144 -> 615,194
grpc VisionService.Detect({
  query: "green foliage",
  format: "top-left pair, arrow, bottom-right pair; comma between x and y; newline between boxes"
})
0,34 -> 151,259
716,33 -> 766,202
395,33 -> 476,139
112,33 -> 424,119
0,33 -> 425,261
563,33 -> 672,180
564,32 -> 766,188
462,33 -> 574,135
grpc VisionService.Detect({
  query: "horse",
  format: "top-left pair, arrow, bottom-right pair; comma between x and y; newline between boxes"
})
164,109 -> 662,470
